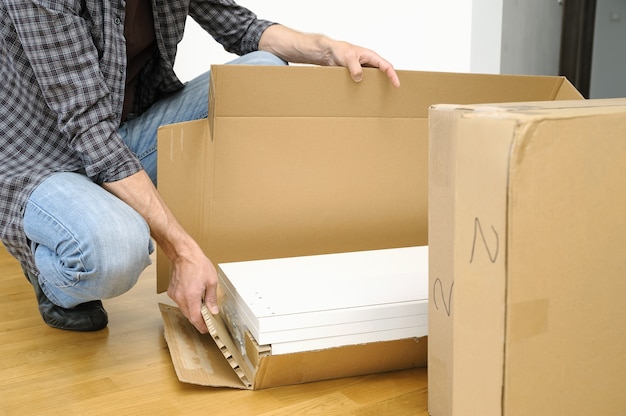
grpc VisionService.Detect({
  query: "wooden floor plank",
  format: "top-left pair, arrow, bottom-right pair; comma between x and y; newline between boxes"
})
0,245 -> 428,415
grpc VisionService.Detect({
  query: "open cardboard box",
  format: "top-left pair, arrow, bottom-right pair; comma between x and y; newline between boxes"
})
156,65 -> 582,390
428,98 -> 626,415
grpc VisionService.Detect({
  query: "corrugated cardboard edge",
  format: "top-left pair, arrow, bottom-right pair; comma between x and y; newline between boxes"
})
159,303 -> 249,389
200,303 -> 254,388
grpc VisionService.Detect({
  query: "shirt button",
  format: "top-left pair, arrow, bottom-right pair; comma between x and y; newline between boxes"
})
114,17 -> 122,25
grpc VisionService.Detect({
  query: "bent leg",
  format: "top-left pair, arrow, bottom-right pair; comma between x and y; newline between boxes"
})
23,172 -> 153,309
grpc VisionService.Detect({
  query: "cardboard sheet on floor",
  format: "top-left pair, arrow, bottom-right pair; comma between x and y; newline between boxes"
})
160,303 -> 248,389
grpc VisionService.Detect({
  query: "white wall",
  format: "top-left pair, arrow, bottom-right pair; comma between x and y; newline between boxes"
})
470,0 -> 503,74
174,1 -> 476,82
173,0 -> 562,83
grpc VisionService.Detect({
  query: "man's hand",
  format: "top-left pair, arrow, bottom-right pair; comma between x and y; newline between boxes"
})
322,39 -> 401,88
103,170 -> 218,333
258,24 -> 401,88
166,244 -> 219,333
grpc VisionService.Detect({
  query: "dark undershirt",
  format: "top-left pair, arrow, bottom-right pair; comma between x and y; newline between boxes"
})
122,0 -> 156,121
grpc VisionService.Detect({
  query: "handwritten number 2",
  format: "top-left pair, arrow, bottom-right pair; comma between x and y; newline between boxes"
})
469,217 -> 499,263
434,217 -> 498,317
433,278 -> 454,316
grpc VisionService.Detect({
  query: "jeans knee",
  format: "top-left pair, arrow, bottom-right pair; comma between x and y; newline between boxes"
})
36,234 -> 152,308
233,51 -> 288,66
87,217 -> 153,299
25,171 -> 153,306
35,204 -> 152,306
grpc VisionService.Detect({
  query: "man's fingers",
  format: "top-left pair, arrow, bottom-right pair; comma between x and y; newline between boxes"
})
381,64 -> 401,88
344,48 -> 400,88
364,54 -> 400,88
187,300 -> 209,334
169,287 -> 209,334
347,59 -> 364,83
204,288 -> 220,315
192,318 -> 209,334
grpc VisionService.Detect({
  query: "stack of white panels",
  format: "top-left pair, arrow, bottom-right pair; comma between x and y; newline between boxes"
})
217,246 -> 428,355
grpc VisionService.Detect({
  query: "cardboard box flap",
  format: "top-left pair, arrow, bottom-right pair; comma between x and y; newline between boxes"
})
553,77 -> 586,100
159,303 -> 250,389
208,65 -> 581,120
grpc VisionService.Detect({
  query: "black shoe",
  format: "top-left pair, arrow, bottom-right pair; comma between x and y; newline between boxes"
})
25,271 -> 108,332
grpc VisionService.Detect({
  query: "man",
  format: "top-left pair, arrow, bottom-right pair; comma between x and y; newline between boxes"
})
0,0 -> 400,334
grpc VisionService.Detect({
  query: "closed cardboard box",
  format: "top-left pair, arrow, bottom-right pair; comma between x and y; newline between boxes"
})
428,98 -> 626,415
156,65 -> 582,389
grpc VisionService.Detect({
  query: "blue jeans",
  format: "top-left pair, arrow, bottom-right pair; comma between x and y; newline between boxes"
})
23,51 -> 287,308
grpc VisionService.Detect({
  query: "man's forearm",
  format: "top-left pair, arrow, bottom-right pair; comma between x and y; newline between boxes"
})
102,170 -> 191,259
102,169 -> 219,333
258,24 -> 333,66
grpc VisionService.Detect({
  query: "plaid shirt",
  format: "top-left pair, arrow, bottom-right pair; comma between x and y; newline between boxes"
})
0,0 -> 273,274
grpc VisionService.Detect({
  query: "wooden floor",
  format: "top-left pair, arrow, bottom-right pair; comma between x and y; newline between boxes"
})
0,245 -> 429,415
